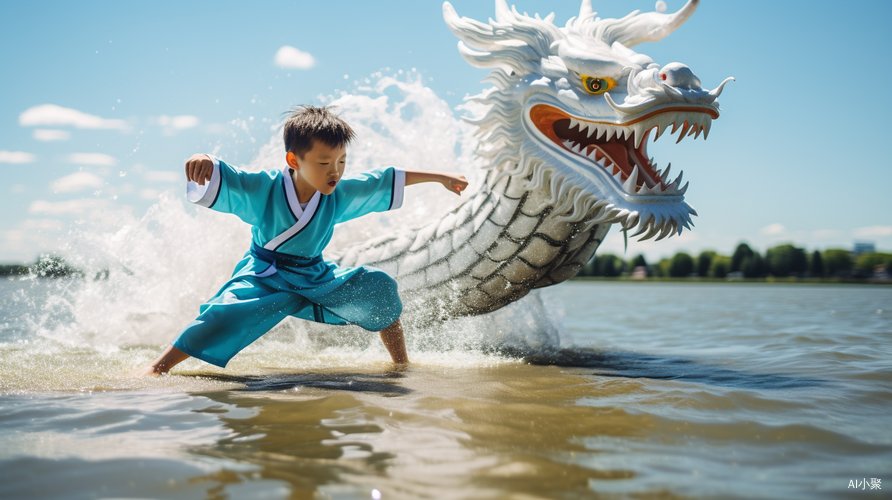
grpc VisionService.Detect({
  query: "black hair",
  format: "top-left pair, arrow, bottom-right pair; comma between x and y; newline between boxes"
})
282,105 -> 355,158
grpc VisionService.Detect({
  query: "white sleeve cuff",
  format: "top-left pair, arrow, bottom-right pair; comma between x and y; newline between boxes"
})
389,168 -> 406,210
186,155 -> 221,208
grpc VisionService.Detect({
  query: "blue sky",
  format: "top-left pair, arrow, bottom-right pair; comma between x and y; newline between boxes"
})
2,0 -> 891,263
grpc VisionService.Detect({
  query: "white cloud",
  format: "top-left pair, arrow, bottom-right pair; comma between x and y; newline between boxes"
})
29,199 -> 114,215
143,170 -> 181,183
19,104 -> 128,130
33,129 -> 71,141
19,219 -> 64,231
853,225 -> 892,238
205,123 -> 227,134
157,115 -> 199,129
760,223 -> 787,236
66,153 -> 117,166
0,229 -> 26,243
0,150 -> 36,163
139,188 -> 160,200
51,172 -> 105,192
274,46 -> 315,69
811,229 -> 843,239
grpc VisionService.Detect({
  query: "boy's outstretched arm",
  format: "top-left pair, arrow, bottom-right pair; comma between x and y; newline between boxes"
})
405,171 -> 468,195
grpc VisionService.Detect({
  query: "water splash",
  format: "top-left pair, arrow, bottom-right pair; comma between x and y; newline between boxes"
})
15,75 -> 569,385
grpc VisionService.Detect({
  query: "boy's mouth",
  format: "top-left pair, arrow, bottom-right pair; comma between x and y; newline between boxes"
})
328,181 -> 337,187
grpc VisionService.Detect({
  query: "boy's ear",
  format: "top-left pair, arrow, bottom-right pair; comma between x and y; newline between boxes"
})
285,152 -> 300,170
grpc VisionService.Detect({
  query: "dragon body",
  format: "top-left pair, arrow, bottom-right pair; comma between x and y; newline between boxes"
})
335,0 -> 732,319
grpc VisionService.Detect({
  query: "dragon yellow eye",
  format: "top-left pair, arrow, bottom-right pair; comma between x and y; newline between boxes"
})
581,75 -> 616,95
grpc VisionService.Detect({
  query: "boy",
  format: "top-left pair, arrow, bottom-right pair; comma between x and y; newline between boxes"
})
135,105 -> 467,376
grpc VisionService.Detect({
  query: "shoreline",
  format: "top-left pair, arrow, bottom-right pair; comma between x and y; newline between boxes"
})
570,276 -> 892,285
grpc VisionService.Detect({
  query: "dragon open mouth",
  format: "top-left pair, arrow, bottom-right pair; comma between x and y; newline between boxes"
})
530,104 -> 718,196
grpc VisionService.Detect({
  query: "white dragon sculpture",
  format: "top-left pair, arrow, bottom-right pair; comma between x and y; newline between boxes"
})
335,0 -> 733,320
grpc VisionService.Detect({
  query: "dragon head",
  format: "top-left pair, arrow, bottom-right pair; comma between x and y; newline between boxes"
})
444,0 -> 733,240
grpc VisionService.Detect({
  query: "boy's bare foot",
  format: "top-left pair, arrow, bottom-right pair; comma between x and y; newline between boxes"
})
385,362 -> 410,373
131,365 -> 163,378
130,345 -> 191,378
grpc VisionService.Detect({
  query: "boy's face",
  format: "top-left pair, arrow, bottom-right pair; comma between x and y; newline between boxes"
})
286,140 -> 347,196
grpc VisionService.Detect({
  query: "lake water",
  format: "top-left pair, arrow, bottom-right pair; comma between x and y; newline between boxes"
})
0,278 -> 889,499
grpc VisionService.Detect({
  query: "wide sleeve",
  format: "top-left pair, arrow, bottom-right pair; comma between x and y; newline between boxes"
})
185,155 -> 276,226
333,167 -> 406,224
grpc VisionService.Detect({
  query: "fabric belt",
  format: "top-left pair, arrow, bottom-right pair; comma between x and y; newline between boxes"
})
250,242 -> 322,272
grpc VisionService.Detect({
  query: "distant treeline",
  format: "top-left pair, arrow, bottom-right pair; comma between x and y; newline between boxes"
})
0,255 -> 85,278
578,243 -> 892,280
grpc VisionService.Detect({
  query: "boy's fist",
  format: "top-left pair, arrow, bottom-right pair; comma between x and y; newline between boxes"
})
443,174 -> 469,196
185,154 -> 214,185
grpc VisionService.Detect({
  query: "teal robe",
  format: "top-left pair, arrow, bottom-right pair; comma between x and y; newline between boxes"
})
172,156 -> 406,367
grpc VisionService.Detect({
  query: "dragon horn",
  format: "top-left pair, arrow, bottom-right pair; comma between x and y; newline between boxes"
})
611,0 -> 700,48
579,0 -> 593,19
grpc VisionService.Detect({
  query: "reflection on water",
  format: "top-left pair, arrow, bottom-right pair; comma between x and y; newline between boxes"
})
522,347 -> 826,389
1,280 -> 891,499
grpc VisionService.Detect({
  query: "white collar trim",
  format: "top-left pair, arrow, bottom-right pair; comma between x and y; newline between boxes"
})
282,166 -> 320,220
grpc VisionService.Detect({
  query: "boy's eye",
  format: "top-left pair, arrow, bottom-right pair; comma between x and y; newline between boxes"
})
580,75 -> 616,95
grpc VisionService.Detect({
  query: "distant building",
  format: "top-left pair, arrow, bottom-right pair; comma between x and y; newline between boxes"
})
631,266 -> 648,280
853,242 -> 876,255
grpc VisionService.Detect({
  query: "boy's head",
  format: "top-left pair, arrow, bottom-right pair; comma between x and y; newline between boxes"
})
283,105 -> 355,160
284,105 -> 355,196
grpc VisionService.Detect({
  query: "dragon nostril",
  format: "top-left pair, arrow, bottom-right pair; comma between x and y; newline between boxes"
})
659,63 -> 702,91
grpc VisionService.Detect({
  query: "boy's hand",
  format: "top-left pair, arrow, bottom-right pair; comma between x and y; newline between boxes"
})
441,174 -> 469,196
185,154 -> 214,185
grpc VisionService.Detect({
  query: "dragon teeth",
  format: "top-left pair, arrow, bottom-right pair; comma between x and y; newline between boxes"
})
586,124 -> 596,138
674,170 -> 684,186
632,126 -> 644,149
578,121 -> 589,135
623,165 -> 639,193
676,122 -> 691,143
661,163 -> 671,183
569,117 -> 579,130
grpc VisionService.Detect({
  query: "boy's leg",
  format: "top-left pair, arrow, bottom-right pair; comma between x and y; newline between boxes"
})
133,345 -> 190,377
379,319 -> 408,364
134,276 -> 302,376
